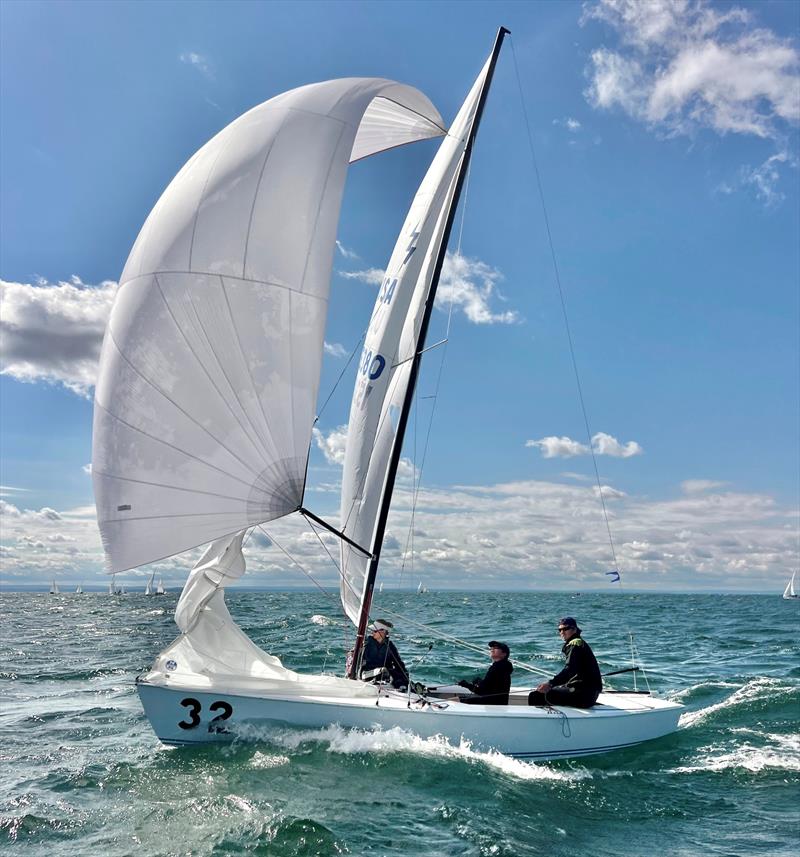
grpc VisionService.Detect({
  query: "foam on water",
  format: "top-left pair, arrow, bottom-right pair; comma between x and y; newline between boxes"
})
251,723 -> 591,782
309,614 -> 334,626
668,736 -> 800,774
249,751 -> 290,769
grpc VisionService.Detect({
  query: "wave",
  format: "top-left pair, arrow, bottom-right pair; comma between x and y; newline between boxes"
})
668,732 -> 800,774
678,677 -> 797,728
309,614 -> 334,626
236,722 -> 590,782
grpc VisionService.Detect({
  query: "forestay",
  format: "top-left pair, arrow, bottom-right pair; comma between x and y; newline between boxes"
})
339,57 -> 493,626
92,79 -> 444,573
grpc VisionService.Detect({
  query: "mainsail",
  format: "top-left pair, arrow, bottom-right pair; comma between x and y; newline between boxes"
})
339,33 -> 508,650
92,79 -> 444,573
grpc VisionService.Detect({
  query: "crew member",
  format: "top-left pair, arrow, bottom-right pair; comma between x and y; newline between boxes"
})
528,616 -> 601,708
361,619 -> 409,690
458,640 -> 513,705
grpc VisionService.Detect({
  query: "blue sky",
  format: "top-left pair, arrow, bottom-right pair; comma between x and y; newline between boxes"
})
1,0 -> 798,592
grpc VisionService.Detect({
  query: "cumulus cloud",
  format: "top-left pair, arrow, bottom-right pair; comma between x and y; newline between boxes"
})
323,341 -> 348,359
526,432 -> 642,458
583,0 -> 800,140
313,425 -> 348,465
437,252 -> 520,325
526,436 -> 589,458
591,432 -> 643,458
1,478 -> 795,590
338,251 -> 520,325
179,51 -> 213,79
0,499 -> 104,579
313,424 -> 416,480
0,500 -> 62,521
0,277 -> 116,397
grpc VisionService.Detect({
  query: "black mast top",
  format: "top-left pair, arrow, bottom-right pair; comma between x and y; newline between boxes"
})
348,27 -> 511,678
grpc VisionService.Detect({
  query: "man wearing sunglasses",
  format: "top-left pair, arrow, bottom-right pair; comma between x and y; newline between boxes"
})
528,617 -> 602,708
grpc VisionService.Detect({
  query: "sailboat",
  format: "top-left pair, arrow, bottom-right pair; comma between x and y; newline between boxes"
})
92,29 -> 682,757
49,580 -> 59,595
783,571 -> 798,599
145,572 -> 155,596
75,583 -> 83,594
417,581 -> 427,595
155,577 -> 167,596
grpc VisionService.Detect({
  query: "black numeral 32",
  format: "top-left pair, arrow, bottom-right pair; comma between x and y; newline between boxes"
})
178,697 -> 233,733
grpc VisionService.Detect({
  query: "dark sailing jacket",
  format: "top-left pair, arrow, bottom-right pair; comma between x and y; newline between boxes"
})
551,636 -> 602,694
463,657 -> 513,705
361,636 -> 408,688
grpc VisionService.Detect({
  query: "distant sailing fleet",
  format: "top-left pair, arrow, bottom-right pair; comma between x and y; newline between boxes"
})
48,572 -> 168,596
47,574 -> 797,597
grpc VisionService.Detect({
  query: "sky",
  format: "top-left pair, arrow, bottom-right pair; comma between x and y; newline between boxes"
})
1,0 -> 798,593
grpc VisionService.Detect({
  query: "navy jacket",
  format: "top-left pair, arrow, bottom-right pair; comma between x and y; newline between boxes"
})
551,636 -> 602,694
463,658 -> 513,704
361,636 -> 408,688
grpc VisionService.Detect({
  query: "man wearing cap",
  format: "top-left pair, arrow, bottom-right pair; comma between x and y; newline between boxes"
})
528,617 -> 602,708
360,619 -> 409,690
458,641 -> 514,705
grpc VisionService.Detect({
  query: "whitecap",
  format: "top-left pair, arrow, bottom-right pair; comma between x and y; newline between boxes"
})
225,794 -> 256,813
668,737 -> 800,774
310,614 -> 333,626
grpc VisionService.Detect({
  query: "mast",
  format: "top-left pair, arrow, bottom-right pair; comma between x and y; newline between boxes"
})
348,26 -> 510,677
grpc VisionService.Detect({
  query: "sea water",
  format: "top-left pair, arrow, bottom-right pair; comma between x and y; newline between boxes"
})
1,591 -> 797,856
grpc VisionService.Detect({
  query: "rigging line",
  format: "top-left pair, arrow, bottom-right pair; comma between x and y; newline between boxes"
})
378,606 -> 552,678
509,38 -> 623,583
315,329 -> 366,426
304,515 -> 343,576
256,524 -> 339,607
300,515 -> 354,656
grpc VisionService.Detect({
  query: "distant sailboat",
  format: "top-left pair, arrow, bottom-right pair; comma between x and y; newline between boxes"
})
145,572 -> 155,596
155,577 -> 166,596
49,580 -> 59,595
416,581 -> 427,594
783,571 -> 798,600
75,583 -> 83,594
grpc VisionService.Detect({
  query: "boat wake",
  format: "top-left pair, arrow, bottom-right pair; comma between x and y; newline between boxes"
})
236,723 -> 590,782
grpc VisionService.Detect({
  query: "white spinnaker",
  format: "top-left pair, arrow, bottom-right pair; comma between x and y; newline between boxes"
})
339,57 -> 491,626
92,79 -> 444,573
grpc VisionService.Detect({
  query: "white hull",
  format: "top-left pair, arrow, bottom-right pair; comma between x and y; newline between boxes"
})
137,679 -> 682,760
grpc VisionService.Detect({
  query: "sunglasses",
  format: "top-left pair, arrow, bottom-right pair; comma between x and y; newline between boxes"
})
557,627 -> 573,632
